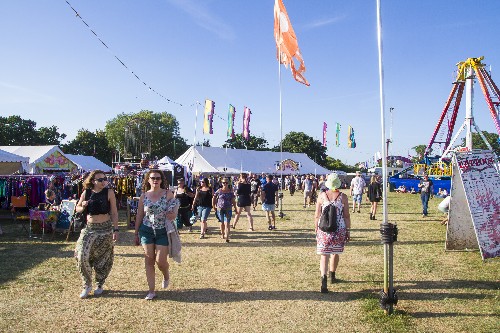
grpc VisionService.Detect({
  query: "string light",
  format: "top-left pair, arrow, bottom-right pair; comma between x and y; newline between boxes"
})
64,0 -> 184,106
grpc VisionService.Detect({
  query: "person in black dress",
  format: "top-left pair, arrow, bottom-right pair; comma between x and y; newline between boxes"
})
231,173 -> 254,230
175,178 -> 195,230
191,178 -> 213,239
367,175 -> 382,220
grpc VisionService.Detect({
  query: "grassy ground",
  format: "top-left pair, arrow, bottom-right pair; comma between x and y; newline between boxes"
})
0,190 -> 498,333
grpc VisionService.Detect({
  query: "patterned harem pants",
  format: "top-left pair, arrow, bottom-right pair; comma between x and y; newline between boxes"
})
75,221 -> 114,288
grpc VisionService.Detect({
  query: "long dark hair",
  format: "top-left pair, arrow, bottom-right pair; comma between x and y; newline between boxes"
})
142,169 -> 167,192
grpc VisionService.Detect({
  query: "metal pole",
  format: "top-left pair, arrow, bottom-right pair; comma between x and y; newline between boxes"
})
376,0 -> 394,315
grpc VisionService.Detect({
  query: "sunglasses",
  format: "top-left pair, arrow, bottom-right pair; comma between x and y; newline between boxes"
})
150,176 -> 161,181
95,177 -> 108,182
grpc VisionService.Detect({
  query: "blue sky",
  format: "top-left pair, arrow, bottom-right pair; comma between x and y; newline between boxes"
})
1,0 -> 500,165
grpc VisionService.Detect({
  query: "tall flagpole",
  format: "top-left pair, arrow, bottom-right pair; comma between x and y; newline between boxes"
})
376,0 -> 397,315
278,43 -> 284,218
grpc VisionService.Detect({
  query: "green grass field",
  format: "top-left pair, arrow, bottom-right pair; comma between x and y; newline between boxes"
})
0,190 -> 498,333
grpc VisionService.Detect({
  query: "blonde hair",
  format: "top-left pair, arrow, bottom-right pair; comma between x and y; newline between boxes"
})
370,175 -> 378,184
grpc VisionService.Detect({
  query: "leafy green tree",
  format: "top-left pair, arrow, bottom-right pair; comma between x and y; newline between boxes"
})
0,115 -> 66,145
105,110 -> 187,160
223,134 -> 269,151
275,131 -> 327,167
460,131 -> 500,156
412,144 -> 428,162
324,156 -> 356,173
61,129 -> 111,165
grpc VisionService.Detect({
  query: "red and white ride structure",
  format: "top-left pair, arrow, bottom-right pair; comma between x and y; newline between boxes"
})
425,57 -> 500,159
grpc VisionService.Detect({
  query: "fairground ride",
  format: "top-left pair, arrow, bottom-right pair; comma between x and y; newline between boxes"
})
390,57 -> 500,193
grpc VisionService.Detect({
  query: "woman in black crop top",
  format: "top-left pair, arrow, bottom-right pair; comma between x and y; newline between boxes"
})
74,170 -> 118,299
231,173 -> 254,231
191,178 -> 213,239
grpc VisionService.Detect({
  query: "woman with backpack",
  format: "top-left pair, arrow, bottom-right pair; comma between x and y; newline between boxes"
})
314,172 -> 351,293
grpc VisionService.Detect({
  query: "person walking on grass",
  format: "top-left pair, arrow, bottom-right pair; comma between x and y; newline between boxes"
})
191,177 -> 213,239
175,178 -> 195,231
134,170 -> 179,300
232,173 -> 254,231
261,174 -> 279,230
75,170 -> 119,299
250,174 -> 262,211
418,174 -> 433,218
212,178 -> 237,242
367,175 -> 382,220
350,171 -> 366,213
314,173 -> 351,293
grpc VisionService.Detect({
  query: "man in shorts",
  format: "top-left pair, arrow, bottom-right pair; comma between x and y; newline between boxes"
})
303,175 -> 314,208
261,174 -> 279,230
350,171 -> 366,213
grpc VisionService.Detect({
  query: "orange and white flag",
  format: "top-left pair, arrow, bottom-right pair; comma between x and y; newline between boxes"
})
274,0 -> 309,86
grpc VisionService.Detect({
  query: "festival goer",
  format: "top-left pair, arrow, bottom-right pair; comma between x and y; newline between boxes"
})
212,178 -> 237,242
303,175 -> 314,208
261,174 -> 279,230
418,174 -> 434,218
436,188 -> 448,198
314,173 -> 351,293
175,178 -> 195,231
75,170 -> 119,299
232,173 -> 254,231
367,175 -> 382,220
135,170 -> 179,300
250,174 -> 262,211
44,189 -> 57,208
192,177 -> 213,239
350,171 -> 366,213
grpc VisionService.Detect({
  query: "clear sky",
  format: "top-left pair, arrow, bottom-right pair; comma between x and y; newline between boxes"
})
1,0 -> 500,165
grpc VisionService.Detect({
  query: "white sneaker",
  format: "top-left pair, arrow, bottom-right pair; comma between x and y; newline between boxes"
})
79,286 -> 92,299
94,286 -> 104,296
162,279 -> 169,289
145,292 -> 156,300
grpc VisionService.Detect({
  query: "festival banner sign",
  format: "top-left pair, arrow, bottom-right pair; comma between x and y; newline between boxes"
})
228,104 -> 236,138
335,122 -> 341,147
451,150 -> 500,259
243,106 -> 251,140
203,99 -> 215,134
322,122 -> 327,147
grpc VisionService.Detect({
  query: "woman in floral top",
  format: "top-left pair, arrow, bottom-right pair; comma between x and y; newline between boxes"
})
135,170 -> 179,300
212,178 -> 237,243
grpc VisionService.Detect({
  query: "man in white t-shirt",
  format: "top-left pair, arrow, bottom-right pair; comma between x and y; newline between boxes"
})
350,171 -> 366,213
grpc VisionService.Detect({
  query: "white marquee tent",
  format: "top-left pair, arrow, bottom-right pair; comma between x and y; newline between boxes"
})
175,146 -> 334,175
157,155 -> 177,171
0,145 -> 77,174
65,154 -> 112,172
0,149 -> 29,174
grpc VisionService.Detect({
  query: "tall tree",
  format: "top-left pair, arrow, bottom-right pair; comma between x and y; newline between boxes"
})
412,144 -> 428,162
61,129 -> 111,165
324,156 -> 356,173
0,115 -> 66,145
223,134 -> 269,151
460,131 -> 500,156
275,131 -> 327,167
105,110 -> 188,160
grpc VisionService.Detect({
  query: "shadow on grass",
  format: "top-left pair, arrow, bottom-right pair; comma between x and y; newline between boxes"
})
100,288 -> 373,303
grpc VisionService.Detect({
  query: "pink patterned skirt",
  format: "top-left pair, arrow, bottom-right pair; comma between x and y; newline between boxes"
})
316,222 -> 347,255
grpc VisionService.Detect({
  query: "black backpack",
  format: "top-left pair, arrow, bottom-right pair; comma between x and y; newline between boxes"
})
318,192 -> 340,233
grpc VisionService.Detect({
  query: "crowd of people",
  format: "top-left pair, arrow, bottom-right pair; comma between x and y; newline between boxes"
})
70,169 -> 400,299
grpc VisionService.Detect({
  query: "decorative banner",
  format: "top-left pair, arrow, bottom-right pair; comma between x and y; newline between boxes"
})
243,106 -> 251,141
277,159 -> 300,172
335,122 -> 341,147
347,125 -> 356,148
228,104 -> 236,139
273,0 -> 309,86
203,99 -> 215,134
322,122 -> 327,147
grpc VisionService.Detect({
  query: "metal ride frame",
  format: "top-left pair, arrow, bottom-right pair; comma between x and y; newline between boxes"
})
425,57 -> 500,159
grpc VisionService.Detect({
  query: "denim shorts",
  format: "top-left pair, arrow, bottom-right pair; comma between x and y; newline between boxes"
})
139,223 -> 169,246
353,194 -> 363,203
197,206 -> 212,221
217,209 -> 232,223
